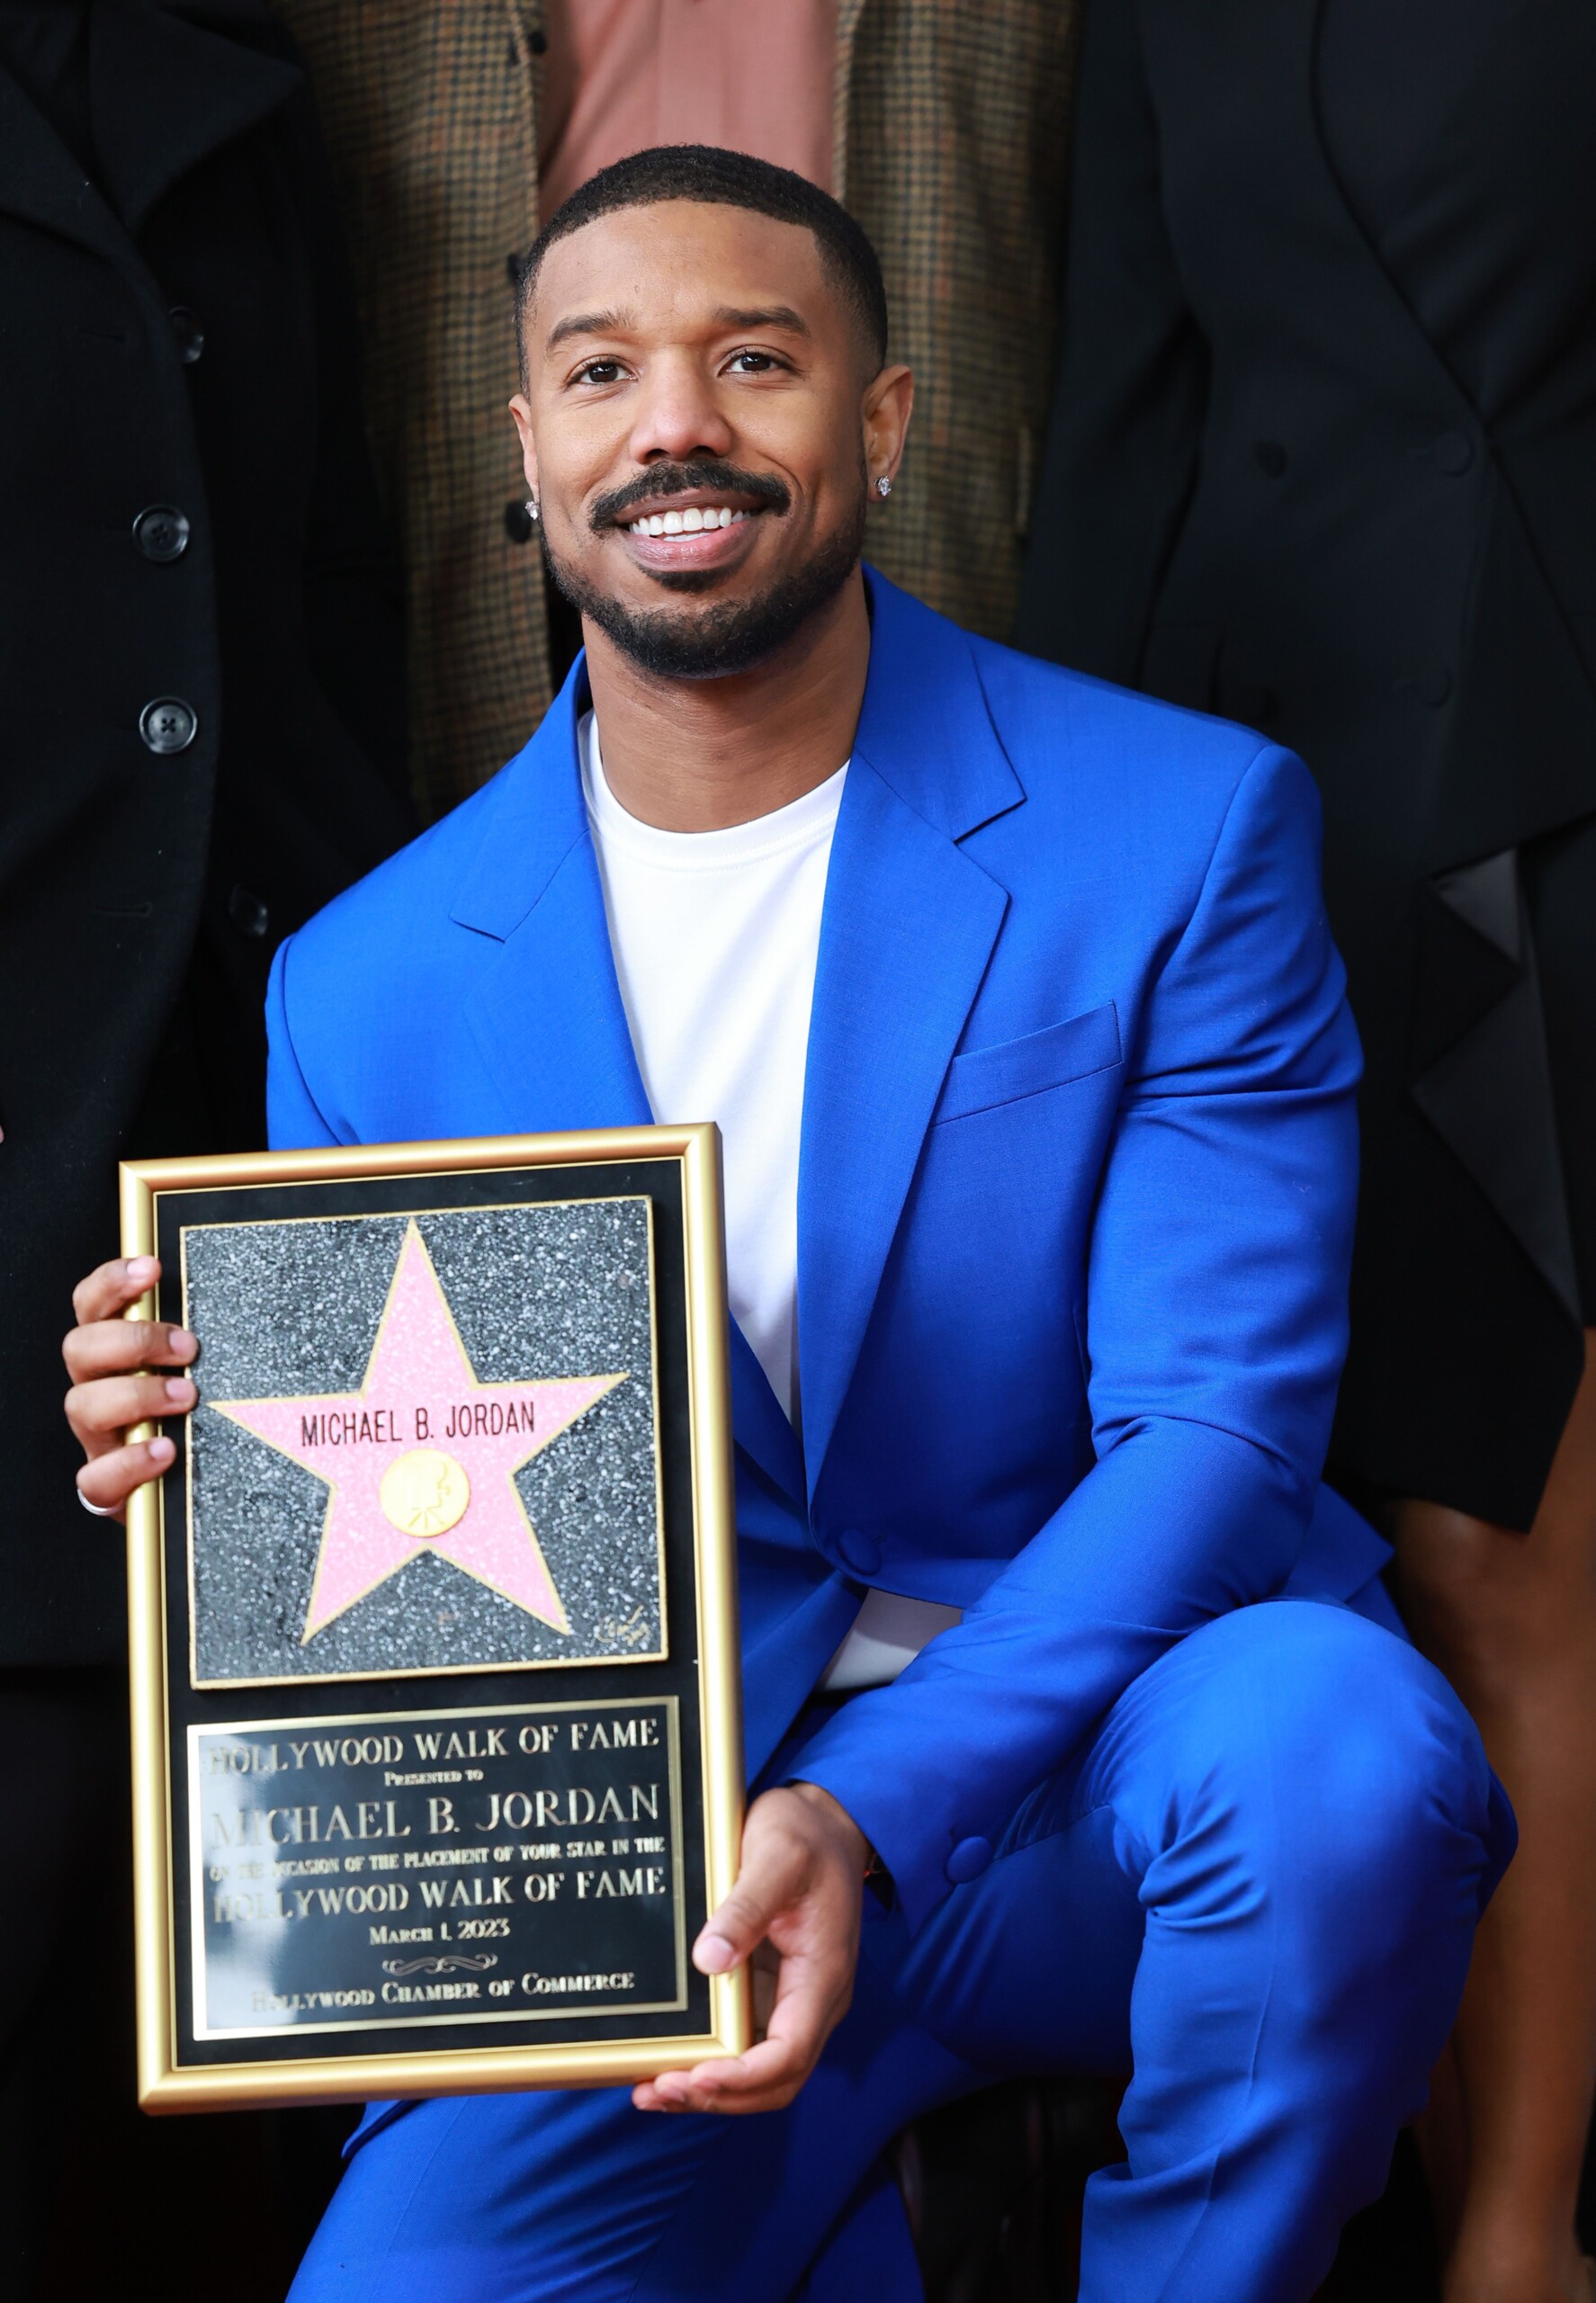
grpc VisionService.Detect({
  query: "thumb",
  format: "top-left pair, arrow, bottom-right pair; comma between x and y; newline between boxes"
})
695,1830 -> 807,1976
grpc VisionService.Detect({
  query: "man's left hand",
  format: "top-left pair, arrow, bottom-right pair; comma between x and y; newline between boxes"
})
632,1780 -> 869,2116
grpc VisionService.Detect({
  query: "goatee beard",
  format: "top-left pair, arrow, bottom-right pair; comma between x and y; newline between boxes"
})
542,498 -> 866,682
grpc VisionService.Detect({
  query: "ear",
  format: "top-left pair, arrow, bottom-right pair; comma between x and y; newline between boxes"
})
862,363 -> 913,496
508,394 -> 540,497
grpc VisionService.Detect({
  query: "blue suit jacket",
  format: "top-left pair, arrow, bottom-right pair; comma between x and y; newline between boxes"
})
267,572 -> 1386,1931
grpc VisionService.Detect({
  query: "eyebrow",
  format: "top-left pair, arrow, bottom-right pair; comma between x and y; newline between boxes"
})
712,304 -> 811,337
543,307 -> 635,353
542,301 -> 814,354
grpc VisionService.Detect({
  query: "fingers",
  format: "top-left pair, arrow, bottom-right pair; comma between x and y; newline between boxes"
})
633,2033 -> 817,2118
63,1313 -> 196,1384
67,1373 -> 197,1442
72,1254 -> 160,1328
64,1256 -> 196,1522
633,1785 -> 865,2117
76,1436 -> 175,1519
633,1938 -> 853,2115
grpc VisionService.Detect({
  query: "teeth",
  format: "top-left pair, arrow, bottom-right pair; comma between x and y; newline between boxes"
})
630,505 -> 748,534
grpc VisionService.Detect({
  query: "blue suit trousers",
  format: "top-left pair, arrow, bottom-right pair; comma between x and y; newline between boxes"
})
291,1596 -> 1510,2303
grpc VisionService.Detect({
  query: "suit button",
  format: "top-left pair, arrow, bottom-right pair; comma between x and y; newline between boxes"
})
946,1836 -> 992,1886
1435,430 -> 1475,475
228,884 -> 269,938
139,697 -> 198,754
168,306 -> 204,363
837,1530 -> 882,1577
1254,440 -> 1288,477
133,506 -> 190,562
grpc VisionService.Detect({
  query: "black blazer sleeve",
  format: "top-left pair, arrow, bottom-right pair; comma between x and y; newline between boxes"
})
1014,0 -> 1209,681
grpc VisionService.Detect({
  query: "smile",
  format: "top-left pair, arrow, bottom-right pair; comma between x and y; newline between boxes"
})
607,491 -> 773,575
623,505 -> 753,536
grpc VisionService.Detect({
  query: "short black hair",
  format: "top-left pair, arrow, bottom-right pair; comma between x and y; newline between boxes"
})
516,145 -> 889,379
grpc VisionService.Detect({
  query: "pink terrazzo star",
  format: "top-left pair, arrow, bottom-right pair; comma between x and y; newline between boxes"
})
211,1221 -> 626,1641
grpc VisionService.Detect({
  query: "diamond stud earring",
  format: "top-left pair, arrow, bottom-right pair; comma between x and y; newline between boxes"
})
874,475 -> 892,499
526,497 -> 540,522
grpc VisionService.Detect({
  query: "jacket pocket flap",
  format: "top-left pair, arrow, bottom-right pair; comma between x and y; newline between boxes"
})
935,1001 -> 1122,1125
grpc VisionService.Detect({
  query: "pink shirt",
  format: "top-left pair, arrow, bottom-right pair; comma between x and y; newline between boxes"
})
538,0 -> 838,221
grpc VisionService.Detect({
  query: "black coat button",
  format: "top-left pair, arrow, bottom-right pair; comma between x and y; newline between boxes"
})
133,506 -> 191,562
168,307 -> 204,363
1255,441 -> 1288,476
505,497 -> 536,544
1435,430 -> 1475,475
139,697 -> 198,754
228,884 -> 269,939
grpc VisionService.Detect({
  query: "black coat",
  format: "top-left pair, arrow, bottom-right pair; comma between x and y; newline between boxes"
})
1017,0 -> 1596,1528
0,0 -> 413,1662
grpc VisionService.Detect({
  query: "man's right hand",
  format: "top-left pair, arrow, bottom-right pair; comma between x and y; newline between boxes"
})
64,1258 -> 198,1520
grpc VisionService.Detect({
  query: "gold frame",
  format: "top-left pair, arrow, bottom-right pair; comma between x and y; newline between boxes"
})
122,1125 -> 748,2111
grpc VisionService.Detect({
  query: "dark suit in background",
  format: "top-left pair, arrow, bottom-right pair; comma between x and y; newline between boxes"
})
1017,0 -> 1596,1533
0,3 -> 411,2289
1017,4 -> 1596,2281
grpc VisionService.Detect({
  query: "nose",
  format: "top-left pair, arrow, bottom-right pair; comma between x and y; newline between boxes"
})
625,350 -> 734,468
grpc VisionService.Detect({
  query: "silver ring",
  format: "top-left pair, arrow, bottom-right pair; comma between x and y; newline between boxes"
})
76,1485 -> 120,1520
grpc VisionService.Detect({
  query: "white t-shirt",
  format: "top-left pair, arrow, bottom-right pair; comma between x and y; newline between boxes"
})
581,712 -> 960,1689
580,710 -> 840,1420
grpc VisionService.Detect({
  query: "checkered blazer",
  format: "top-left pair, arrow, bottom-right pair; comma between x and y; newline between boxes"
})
273,0 -> 1079,820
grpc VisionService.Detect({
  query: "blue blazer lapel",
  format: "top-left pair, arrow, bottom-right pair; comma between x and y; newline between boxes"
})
454,668 -> 650,1134
453,667 -> 805,1506
728,1326 -> 806,1505
797,576 -> 1025,1493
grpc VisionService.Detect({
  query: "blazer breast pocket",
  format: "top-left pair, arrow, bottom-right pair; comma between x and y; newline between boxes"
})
933,1000 -> 1123,1126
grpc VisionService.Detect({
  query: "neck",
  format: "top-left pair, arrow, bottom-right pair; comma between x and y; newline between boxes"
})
581,568 -> 870,832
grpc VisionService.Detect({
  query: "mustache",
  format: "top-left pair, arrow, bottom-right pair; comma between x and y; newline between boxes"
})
589,461 -> 792,533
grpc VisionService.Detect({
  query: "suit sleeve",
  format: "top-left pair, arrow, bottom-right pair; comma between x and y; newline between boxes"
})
790,746 -> 1363,1929
265,935 -> 342,1152
1012,0 -> 1208,681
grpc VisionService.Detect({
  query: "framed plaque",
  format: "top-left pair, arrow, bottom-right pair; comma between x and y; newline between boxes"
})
120,1126 -> 748,2111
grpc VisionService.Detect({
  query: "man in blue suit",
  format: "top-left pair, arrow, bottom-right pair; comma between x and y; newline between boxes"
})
66,148 -> 1511,2300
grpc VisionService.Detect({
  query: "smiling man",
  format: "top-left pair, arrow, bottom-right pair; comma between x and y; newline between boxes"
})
64,148 -> 1512,2301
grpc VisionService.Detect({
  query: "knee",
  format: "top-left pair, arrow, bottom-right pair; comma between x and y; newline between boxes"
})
1158,1603 -> 1509,1928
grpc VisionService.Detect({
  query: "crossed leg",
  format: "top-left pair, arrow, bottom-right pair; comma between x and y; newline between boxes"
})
291,1598 -> 1509,2303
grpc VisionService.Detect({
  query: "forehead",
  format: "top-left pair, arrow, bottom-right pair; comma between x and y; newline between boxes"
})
528,200 -> 844,351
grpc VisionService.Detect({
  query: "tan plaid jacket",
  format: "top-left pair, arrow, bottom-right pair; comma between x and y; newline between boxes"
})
274,1 -> 1078,820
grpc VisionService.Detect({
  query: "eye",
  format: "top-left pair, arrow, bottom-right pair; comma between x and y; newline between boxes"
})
574,358 -> 626,387
725,349 -> 785,375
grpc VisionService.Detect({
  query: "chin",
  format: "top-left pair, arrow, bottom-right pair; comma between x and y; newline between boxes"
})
547,511 -> 865,683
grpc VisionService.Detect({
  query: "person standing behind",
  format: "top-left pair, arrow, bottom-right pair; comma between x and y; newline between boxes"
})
1016,4 -> 1596,2298
272,0 -> 1079,820
0,0 -> 411,2288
